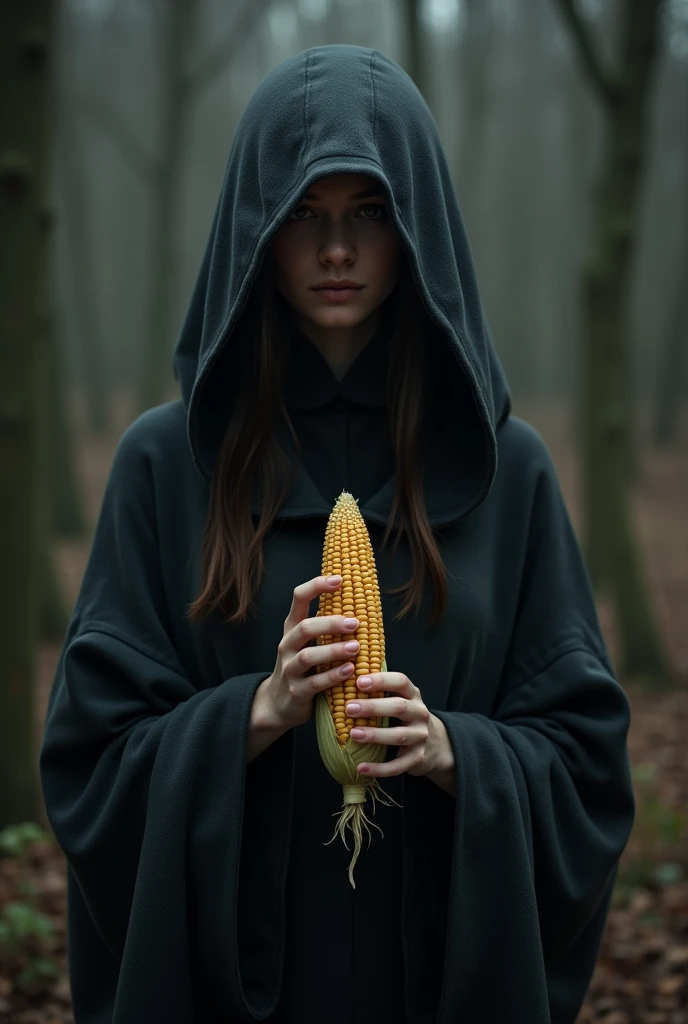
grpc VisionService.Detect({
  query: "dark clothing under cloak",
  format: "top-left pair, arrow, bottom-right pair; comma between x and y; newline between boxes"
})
39,44 -> 635,1024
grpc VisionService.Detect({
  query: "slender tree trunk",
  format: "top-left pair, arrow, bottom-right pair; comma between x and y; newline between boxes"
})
58,106 -> 110,435
46,303 -> 87,537
486,3 -> 545,399
36,264 -> 71,640
652,288 -> 688,445
137,0 -> 194,414
456,0 -> 493,240
560,0 -> 672,685
402,0 -> 428,104
0,0 -> 54,827
558,62 -> 593,403
652,82 -> 688,446
78,0 -> 269,416
324,0 -> 345,45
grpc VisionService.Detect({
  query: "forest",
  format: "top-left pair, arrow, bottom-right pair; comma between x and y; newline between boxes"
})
1,0 -> 687,1021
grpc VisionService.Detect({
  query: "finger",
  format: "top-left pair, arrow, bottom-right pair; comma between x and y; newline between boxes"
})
355,672 -> 415,694
289,613 -> 359,657
296,656 -> 357,690
284,575 -> 342,635
350,724 -> 426,746
290,639 -> 359,690
357,749 -> 425,778
346,696 -> 410,719
296,648 -> 358,685
284,599 -> 359,661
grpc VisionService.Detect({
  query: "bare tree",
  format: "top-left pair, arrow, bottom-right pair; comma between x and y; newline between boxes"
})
77,0 -> 275,415
652,268 -> 688,446
0,0 -> 55,826
36,284 -> 76,642
57,103 -> 110,435
401,0 -> 429,102
456,0 -> 494,239
556,0 -> 671,686
652,64 -> 688,445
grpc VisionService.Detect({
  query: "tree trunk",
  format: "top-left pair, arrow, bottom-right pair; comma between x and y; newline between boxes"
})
558,59 -> 594,404
574,0 -> 671,685
456,0 -> 493,240
137,0 -> 194,414
58,106 -> 110,435
505,0 -> 549,399
402,0 -> 428,104
35,264 -> 71,640
46,303 -> 87,537
652,80 -> 688,447
324,0 -> 345,45
0,0 -> 54,827
39,539 -> 70,642
651,287 -> 688,446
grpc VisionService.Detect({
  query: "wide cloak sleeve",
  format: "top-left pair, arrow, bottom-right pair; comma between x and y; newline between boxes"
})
426,433 -> 635,1024
39,413 -> 293,1024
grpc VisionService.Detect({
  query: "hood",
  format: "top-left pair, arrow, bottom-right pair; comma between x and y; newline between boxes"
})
172,44 -> 511,528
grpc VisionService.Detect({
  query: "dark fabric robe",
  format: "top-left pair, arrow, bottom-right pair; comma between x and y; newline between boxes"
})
39,43 -> 634,1024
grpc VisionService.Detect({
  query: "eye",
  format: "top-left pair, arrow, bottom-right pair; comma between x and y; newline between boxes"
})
358,203 -> 387,221
289,204 -> 313,221
288,203 -> 388,222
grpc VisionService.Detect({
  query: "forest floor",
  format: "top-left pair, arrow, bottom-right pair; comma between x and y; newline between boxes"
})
1,399 -> 687,1024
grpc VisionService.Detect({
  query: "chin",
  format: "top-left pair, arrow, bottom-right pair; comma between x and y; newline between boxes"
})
303,308 -> 366,329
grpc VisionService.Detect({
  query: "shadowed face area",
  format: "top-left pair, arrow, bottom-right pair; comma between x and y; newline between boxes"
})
269,173 -> 403,373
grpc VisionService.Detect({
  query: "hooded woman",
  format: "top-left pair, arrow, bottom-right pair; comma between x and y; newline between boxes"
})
39,44 -> 635,1024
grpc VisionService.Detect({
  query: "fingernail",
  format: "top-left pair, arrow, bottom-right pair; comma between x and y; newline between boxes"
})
351,728 -> 365,738
343,618 -> 358,629
358,676 -> 372,687
347,703 -> 361,714
327,575 -> 341,584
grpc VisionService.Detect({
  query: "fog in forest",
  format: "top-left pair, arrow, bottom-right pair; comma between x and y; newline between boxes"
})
54,0 -> 688,431
2,2 -> 688,1019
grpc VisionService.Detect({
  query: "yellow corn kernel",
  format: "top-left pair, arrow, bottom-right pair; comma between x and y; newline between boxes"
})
315,491 -> 386,746
313,491 -> 402,889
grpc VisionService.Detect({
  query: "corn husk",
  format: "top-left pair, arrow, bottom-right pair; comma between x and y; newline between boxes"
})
316,656 -> 403,888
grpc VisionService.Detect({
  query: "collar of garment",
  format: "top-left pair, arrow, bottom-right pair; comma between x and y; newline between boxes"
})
281,321 -> 390,411
258,313 -> 490,529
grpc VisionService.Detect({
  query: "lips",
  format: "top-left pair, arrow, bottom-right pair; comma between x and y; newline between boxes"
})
313,284 -> 364,302
313,282 -> 363,290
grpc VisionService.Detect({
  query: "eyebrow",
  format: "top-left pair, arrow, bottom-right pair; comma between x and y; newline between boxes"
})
302,186 -> 385,201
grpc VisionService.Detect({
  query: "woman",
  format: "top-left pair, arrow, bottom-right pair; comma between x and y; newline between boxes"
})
40,45 -> 635,1024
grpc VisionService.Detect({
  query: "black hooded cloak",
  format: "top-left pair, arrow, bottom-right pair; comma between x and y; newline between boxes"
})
40,44 -> 634,1024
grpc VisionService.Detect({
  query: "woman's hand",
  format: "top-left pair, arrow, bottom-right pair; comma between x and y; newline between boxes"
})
261,574 -> 362,731
344,671 -> 455,779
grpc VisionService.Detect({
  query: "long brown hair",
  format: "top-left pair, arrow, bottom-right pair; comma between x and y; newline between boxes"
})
187,253 -> 448,631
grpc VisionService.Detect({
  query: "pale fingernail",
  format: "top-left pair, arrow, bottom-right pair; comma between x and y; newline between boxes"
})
358,676 -> 372,687
347,703 -> 361,714
343,618 -> 358,629
351,728 -> 365,738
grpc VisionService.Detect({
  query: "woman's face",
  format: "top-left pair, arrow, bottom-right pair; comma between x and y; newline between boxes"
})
269,173 -> 403,334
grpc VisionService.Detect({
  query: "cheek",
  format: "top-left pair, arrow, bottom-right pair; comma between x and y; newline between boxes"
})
370,236 -> 403,285
270,234 -> 308,288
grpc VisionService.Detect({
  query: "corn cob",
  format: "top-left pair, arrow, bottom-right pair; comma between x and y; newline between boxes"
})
314,490 -> 402,888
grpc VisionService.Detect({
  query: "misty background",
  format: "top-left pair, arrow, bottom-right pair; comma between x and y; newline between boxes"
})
2,2 -> 688,1018
54,0 -> 688,426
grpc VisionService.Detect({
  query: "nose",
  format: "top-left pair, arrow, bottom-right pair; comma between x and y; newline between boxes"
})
318,224 -> 356,266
